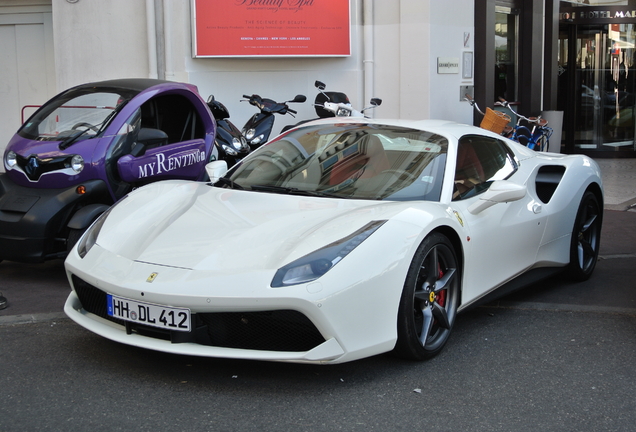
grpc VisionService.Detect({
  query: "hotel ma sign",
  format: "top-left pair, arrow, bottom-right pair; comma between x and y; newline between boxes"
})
560,6 -> 636,24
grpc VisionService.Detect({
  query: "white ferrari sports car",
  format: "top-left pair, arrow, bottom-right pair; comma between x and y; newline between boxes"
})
64,118 -> 603,364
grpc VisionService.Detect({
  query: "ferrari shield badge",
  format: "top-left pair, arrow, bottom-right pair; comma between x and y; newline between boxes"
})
146,272 -> 158,283
453,210 -> 464,227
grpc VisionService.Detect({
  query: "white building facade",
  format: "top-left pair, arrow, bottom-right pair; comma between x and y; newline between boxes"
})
0,0 -> 476,163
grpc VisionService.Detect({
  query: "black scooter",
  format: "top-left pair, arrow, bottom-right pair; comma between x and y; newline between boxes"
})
281,80 -> 381,132
207,95 -> 250,168
241,93 -> 306,149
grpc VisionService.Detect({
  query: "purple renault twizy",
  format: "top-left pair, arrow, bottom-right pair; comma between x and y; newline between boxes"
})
0,78 -> 217,263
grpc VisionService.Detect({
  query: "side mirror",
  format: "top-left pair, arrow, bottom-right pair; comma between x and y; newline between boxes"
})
138,127 -> 168,144
467,180 -> 527,215
205,160 -> 228,183
130,128 -> 169,156
291,94 -> 307,103
315,80 -> 326,90
370,98 -> 382,107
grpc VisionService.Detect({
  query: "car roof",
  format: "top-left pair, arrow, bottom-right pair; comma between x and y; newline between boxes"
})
69,78 -> 182,94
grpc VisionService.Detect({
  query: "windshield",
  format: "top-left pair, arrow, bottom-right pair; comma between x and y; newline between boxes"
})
19,88 -> 135,142
227,123 -> 448,201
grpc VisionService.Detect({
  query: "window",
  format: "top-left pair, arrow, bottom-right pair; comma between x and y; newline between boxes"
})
495,5 -> 518,102
453,135 -> 518,201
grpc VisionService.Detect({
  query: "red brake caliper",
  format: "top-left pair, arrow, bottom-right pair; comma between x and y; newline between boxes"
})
437,266 -> 446,307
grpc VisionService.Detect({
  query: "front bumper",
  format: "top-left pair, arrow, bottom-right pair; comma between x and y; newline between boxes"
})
0,173 -> 109,262
64,289 -> 346,363
63,242 -> 404,364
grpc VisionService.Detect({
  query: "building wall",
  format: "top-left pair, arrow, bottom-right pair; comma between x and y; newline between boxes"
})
0,0 -> 56,165
51,0 -> 149,88
1,0 -> 475,161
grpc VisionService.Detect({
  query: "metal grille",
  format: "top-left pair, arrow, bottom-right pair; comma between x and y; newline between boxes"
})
70,275 -> 326,352
72,274 -> 124,326
199,311 -> 326,352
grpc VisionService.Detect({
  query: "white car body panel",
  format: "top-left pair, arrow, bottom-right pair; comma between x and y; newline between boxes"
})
64,118 -> 603,364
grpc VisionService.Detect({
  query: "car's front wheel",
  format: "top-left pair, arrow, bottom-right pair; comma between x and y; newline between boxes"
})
394,232 -> 460,360
567,190 -> 602,281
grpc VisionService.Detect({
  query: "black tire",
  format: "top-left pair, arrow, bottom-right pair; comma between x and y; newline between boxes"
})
394,232 -> 460,360
566,191 -> 602,281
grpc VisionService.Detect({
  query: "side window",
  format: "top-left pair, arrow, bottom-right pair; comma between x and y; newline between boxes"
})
140,95 -> 205,145
453,135 -> 518,201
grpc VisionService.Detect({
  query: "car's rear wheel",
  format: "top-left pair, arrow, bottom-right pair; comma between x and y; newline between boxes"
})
567,190 -> 602,281
394,232 -> 460,360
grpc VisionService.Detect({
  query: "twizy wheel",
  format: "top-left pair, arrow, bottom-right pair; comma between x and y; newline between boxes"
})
395,232 -> 460,360
566,191 -> 602,281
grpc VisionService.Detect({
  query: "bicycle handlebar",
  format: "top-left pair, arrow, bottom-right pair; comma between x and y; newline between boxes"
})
464,93 -> 485,116
496,97 -> 547,126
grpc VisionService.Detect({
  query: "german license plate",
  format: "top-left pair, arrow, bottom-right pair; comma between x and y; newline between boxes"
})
107,294 -> 191,332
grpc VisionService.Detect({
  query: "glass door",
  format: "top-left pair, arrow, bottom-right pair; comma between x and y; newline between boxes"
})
571,25 -> 636,151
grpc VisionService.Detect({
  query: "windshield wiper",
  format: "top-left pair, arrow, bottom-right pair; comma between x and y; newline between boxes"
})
59,128 -> 92,150
214,177 -> 244,190
250,184 -> 342,198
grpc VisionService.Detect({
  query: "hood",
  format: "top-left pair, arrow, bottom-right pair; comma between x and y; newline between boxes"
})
96,181 -> 412,272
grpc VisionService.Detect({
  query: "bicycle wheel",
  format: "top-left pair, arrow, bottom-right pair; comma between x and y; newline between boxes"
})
537,133 -> 548,152
538,126 -> 554,152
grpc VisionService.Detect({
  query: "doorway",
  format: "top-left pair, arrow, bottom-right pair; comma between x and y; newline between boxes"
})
559,23 -> 636,154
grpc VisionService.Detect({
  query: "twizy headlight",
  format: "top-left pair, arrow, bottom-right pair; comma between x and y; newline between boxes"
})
271,220 -> 386,287
70,154 -> 84,173
5,151 -> 17,169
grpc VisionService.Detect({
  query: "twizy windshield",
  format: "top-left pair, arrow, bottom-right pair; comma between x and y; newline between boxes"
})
227,123 -> 448,201
19,88 -> 135,142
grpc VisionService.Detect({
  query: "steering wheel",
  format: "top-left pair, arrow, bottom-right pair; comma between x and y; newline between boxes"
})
72,122 -> 99,133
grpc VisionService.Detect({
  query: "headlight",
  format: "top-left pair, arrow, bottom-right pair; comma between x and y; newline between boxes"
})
337,107 -> 352,116
232,137 -> 243,150
222,144 -> 238,156
250,134 -> 264,145
5,151 -> 17,169
244,128 -> 256,140
271,220 -> 386,287
76,197 -> 126,258
70,154 -> 84,173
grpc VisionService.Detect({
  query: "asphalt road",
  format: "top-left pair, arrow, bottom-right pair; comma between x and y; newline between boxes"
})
1,210 -> 635,432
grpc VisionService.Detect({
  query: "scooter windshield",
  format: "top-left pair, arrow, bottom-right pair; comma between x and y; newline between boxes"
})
19,88 -> 134,142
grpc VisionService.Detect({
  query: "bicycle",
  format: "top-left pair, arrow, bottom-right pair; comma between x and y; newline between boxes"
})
465,94 -> 511,135
496,97 -> 553,152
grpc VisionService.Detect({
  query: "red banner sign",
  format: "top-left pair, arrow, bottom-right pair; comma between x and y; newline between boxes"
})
193,0 -> 351,57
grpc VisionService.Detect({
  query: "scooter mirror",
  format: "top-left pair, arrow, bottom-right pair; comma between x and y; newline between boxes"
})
370,98 -> 382,106
291,94 -> 307,103
315,80 -> 326,90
